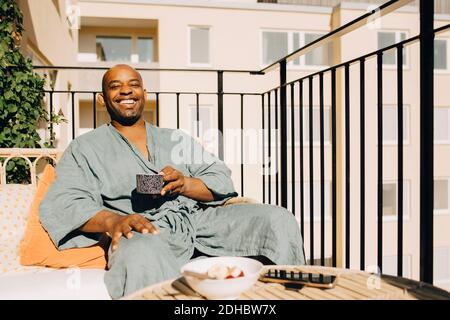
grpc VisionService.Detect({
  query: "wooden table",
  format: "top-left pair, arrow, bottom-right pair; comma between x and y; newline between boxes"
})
123,265 -> 450,300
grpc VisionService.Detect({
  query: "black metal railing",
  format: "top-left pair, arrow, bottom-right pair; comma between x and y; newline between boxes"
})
260,0 -> 447,282
33,0 -> 448,284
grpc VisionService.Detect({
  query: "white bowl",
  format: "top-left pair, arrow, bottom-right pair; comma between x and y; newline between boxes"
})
180,256 -> 263,300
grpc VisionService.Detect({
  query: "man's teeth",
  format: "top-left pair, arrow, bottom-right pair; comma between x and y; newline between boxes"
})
119,99 -> 135,104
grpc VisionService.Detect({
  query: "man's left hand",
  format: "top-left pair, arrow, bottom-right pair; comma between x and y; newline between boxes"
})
159,166 -> 188,196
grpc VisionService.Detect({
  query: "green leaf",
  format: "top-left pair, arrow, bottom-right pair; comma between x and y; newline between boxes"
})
6,160 -> 15,171
8,104 -> 17,113
4,90 -> 13,100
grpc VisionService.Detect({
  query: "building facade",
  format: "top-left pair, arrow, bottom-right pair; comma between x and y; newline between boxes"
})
17,0 -> 450,290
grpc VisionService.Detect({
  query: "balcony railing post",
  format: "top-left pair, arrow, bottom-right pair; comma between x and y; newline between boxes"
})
156,93 -> 160,126
419,0 -> 434,284
262,94 -> 265,204
49,91 -> 54,147
279,60 -> 288,209
217,71 -> 224,160
71,92 -> 75,140
397,44 -> 404,278
92,92 -> 97,129
240,94 -> 244,197
176,93 -> 180,129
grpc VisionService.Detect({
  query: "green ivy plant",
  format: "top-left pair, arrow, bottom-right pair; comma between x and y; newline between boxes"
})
0,0 -> 64,183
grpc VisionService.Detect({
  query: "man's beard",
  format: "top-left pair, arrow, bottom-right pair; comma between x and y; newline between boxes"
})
106,101 -> 143,126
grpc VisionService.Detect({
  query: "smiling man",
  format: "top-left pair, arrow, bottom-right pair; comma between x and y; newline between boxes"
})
40,64 -> 305,299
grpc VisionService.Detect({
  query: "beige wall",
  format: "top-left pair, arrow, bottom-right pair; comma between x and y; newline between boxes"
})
23,0 -> 450,289
18,0 -> 79,148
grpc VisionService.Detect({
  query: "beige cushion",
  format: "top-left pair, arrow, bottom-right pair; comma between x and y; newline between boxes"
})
0,184 -> 35,273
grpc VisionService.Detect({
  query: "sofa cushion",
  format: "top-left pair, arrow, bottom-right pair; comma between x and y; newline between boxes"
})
19,164 -> 108,269
0,184 -> 35,273
0,268 -> 110,300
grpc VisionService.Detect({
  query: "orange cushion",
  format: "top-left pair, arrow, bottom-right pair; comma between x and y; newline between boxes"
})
19,164 -> 108,269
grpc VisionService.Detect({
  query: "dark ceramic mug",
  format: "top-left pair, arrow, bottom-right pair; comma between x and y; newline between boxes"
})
136,173 -> 164,194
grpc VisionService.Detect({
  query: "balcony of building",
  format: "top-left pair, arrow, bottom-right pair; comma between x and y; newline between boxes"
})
29,0 -> 450,291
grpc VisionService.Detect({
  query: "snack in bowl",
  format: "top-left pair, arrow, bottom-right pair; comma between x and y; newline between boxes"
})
207,264 -> 244,280
180,257 -> 263,300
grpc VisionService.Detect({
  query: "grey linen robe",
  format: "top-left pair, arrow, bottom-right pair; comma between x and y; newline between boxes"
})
40,122 -> 305,299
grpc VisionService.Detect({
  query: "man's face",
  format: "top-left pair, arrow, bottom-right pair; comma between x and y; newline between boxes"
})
102,66 -> 146,126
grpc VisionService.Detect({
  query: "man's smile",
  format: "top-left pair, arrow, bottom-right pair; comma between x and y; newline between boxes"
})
115,98 -> 139,108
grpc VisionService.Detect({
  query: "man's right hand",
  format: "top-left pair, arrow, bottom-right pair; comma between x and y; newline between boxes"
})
105,213 -> 159,251
80,210 -> 159,251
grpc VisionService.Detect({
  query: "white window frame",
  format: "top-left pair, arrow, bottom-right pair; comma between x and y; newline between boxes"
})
377,30 -> 410,70
188,104 -> 214,137
434,177 -> 450,215
89,34 -> 154,64
260,29 -> 329,71
299,105 -> 332,147
434,38 -> 450,74
188,25 -> 212,67
265,105 -> 332,148
95,35 -> 133,63
434,107 -> 450,144
136,36 -> 154,64
382,104 -> 410,146
380,180 -> 411,222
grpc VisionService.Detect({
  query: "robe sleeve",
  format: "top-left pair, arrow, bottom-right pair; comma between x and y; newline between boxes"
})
181,132 -> 238,206
39,140 -> 106,249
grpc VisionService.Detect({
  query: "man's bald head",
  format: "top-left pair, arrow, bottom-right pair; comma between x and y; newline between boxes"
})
101,64 -> 143,96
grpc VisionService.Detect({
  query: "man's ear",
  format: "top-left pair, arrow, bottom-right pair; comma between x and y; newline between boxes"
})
143,89 -> 147,102
97,93 -> 105,106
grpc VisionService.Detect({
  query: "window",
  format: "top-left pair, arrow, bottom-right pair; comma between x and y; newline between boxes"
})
382,181 -> 410,220
435,108 -> 450,143
92,36 -> 154,63
434,179 -> 449,213
435,39 -> 449,71
269,106 -> 331,146
262,31 -> 288,65
96,36 -> 132,62
138,37 -> 153,63
262,30 -> 330,67
382,255 -> 412,278
383,105 -> 409,144
304,33 -> 329,67
189,105 -> 213,137
434,247 -> 450,283
189,27 -> 210,65
377,31 -> 407,66
265,106 -> 331,147
301,106 -> 331,145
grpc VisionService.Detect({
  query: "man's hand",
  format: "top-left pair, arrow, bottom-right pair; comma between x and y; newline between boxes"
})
159,165 -> 214,202
105,213 -> 159,251
160,166 -> 187,196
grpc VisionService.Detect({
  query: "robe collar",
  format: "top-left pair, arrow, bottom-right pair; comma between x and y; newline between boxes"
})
107,120 -> 161,174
